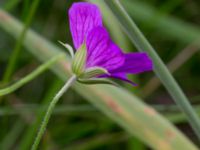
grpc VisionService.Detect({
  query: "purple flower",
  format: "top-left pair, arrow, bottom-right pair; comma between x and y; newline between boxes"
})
69,2 -> 153,85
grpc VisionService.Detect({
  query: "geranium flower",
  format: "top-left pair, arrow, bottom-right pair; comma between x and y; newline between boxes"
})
68,2 -> 153,85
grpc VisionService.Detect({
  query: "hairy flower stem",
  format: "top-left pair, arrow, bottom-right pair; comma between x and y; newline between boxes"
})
31,75 -> 77,150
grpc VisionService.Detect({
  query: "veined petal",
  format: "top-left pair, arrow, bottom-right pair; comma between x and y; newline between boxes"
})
86,27 -> 125,71
112,52 -> 153,74
69,2 -> 103,49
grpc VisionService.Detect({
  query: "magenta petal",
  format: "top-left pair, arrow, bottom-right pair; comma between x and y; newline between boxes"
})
112,52 -> 153,74
69,2 -> 103,49
86,27 -> 125,71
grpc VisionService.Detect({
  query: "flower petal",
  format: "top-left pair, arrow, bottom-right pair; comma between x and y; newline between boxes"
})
111,52 -> 153,74
86,27 -> 125,71
69,2 -> 103,49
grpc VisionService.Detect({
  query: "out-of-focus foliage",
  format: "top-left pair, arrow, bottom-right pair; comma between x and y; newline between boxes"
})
0,0 -> 200,149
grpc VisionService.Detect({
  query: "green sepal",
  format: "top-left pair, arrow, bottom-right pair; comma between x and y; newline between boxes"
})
80,67 -> 109,79
77,78 -> 118,86
58,41 -> 74,58
72,43 -> 87,76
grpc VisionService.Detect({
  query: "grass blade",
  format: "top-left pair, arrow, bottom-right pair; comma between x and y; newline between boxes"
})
0,120 -> 24,150
143,41 -> 200,97
105,0 -> 200,141
123,0 -> 200,45
2,0 -> 40,83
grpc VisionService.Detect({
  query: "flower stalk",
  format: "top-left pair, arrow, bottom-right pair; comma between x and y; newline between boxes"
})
31,75 -> 77,150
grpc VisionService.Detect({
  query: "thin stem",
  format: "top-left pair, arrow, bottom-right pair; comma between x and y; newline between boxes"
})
31,75 -> 77,150
19,79 -> 63,150
105,0 -> 200,140
0,54 -> 65,96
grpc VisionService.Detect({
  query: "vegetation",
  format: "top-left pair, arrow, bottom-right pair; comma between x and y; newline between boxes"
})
0,0 -> 200,149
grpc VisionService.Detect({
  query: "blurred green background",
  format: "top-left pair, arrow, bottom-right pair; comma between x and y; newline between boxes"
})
0,0 -> 200,149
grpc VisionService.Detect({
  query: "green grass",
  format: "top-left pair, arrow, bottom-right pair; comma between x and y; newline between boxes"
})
0,0 -> 200,149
